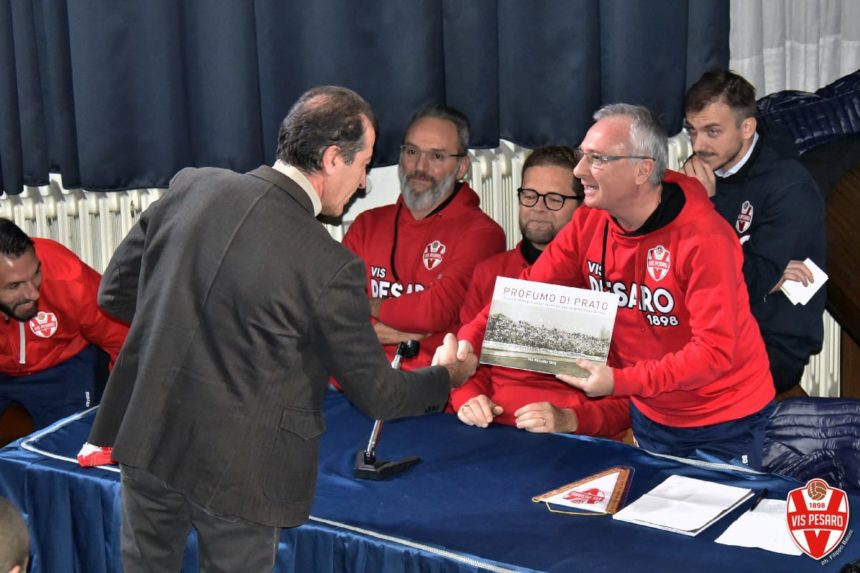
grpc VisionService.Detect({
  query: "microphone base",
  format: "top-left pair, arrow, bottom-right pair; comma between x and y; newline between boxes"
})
353,450 -> 421,480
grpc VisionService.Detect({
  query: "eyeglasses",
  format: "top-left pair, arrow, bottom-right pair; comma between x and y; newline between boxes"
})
517,188 -> 582,211
400,144 -> 466,166
575,147 -> 654,169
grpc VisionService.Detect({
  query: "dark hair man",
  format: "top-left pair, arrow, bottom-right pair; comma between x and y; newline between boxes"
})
682,69 -> 826,395
88,86 -> 467,573
1,218 -> 128,429
453,146 -> 630,438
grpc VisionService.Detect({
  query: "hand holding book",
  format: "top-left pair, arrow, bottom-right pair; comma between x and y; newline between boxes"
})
556,359 -> 615,397
479,277 -> 619,378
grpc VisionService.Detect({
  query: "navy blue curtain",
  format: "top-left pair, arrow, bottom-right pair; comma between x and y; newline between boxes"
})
0,0 -> 728,195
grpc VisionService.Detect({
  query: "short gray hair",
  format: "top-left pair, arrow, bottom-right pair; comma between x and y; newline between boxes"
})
593,103 -> 667,185
406,104 -> 470,155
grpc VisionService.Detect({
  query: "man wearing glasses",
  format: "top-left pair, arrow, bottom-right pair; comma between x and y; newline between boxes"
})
343,104 -> 505,371
452,146 -> 630,438
448,104 -> 775,469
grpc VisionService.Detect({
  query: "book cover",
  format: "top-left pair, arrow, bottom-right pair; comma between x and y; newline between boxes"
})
480,277 -> 618,377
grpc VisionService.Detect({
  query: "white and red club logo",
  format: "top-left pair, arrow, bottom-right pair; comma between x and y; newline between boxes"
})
563,487 -> 605,505
736,200 -> 754,234
646,245 -> 671,282
422,240 -> 446,271
29,311 -> 59,338
786,479 -> 850,560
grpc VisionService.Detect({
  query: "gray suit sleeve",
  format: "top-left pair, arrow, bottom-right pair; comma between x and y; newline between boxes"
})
98,205 -> 150,323
313,257 -> 450,420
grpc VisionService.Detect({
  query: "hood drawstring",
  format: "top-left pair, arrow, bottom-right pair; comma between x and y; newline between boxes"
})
599,220 -> 609,292
18,321 -> 26,364
600,218 -> 646,328
390,202 -> 403,282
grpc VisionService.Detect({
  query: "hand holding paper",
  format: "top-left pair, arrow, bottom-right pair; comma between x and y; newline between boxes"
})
777,258 -> 827,305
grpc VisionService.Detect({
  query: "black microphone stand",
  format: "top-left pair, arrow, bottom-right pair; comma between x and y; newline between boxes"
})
354,340 -> 421,480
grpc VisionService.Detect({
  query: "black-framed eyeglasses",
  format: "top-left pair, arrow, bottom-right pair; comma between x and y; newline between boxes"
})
517,188 -> 583,211
575,147 -> 654,169
400,144 -> 466,165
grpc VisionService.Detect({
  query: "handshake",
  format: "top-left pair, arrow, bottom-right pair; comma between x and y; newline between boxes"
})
429,332 -> 614,396
431,333 -> 478,388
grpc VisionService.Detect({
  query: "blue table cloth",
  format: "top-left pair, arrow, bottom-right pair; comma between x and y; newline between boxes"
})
1,390 -> 858,572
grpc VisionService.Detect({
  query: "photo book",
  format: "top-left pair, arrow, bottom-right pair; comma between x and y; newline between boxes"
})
480,277 -> 618,377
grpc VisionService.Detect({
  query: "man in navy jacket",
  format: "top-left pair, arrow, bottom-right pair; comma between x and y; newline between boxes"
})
683,69 -> 826,395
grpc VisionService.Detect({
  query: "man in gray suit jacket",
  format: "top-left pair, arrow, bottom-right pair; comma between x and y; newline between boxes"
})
89,86 -> 470,572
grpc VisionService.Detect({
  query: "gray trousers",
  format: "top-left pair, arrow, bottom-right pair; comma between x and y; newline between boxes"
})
120,464 -> 279,573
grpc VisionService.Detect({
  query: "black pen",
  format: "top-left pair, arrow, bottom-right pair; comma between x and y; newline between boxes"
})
749,488 -> 768,512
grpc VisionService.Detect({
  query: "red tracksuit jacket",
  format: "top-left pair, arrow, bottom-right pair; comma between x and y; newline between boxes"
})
343,183 -> 505,369
0,239 -> 128,376
452,243 -> 631,437
459,172 -> 774,427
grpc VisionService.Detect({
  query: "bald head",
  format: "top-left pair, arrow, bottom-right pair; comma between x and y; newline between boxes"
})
275,85 -> 377,173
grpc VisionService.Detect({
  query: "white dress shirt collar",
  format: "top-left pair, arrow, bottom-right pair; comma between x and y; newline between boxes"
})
716,131 -> 759,178
272,160 -> 322,216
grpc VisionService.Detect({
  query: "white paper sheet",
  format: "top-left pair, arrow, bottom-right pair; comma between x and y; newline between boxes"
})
715,498 -> 803,555
612,475 -> 752,536
780,257 -> 828,306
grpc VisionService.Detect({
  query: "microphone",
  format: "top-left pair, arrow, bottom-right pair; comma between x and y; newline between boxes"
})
390,339 -> 419,370
354,340 -> 422,480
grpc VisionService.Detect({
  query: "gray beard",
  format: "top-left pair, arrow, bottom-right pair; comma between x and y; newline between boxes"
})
398,165 -> 458,213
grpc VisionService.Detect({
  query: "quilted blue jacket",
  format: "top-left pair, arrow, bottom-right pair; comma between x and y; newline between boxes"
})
763,397 -> 860,493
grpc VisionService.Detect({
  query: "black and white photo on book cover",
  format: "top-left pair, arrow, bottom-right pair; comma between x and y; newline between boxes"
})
481,277 -> 618,377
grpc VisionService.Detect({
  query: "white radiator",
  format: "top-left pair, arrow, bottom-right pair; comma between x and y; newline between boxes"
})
802,312 -> 841,397
0,177 -> 164,273
467,142 -> 529,250
0,143 -> 840,397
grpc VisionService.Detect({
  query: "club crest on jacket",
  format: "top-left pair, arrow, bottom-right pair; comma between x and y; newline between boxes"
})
736,200 -> 754,234
29,311 -> 58,338
646,245 -> 671,282
422,240 -> 446,270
